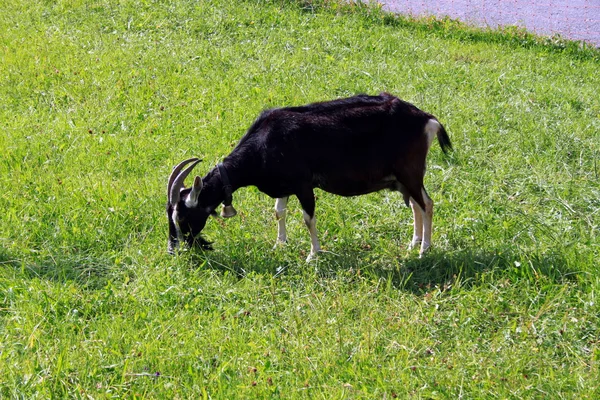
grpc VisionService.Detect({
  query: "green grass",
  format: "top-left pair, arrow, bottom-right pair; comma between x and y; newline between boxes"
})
1,0 -> 599,397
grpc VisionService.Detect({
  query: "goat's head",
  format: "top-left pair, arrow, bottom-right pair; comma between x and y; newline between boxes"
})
166,158 -> 216,253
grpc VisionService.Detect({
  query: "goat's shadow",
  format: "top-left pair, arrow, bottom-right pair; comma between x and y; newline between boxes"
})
1,245 -> 116,290
372,247 -> 578,294
190,242 -> 579,294
4,237 -> 578,296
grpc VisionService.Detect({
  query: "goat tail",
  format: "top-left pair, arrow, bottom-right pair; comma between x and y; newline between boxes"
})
436,122 -> 453,154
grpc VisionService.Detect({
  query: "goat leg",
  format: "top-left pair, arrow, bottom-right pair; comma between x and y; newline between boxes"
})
408,197 -> 424,250
419,188 -> 434,257
273,196 -> 289,248
297,189 -> 321,262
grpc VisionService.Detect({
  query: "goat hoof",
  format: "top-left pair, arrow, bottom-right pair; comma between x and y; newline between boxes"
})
305,251 -> 321,263
408,240 -> 422,251
273,240 -> 287,250
418,244 -> 431,258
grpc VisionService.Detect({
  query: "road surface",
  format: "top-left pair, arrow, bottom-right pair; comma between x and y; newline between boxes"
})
380,0 -> 600,47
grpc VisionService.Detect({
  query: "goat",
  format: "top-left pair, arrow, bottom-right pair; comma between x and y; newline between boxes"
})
166,93 -> 452,261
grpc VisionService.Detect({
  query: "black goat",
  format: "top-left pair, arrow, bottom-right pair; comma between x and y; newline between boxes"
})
167,93 -> 452,260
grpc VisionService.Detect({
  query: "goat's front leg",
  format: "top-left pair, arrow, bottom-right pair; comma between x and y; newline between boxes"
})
297,189 -> 321,262
273,197 -> 289,248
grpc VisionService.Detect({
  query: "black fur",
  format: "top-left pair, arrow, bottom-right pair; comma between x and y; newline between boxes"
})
167,93 -> 451,252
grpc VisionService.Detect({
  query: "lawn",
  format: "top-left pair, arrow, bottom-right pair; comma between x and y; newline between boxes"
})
1,0 -> 599,397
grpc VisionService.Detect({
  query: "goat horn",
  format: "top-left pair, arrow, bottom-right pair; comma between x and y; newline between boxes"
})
168,158 -> 201,205
167,158 -> 199,198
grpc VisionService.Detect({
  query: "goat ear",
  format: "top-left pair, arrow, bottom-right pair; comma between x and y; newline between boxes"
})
220,204 -> 237,218
185,176 -> 203,207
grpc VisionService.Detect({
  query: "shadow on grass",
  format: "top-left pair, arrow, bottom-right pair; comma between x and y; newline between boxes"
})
377,247 -> 581,295
2,246 -> 116,290
4,238 -> 581,295
190,242 -> 582,294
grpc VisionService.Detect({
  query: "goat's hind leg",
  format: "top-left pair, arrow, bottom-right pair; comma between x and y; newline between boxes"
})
404,185 -> 433,257
296,188 -> 321,262
412,188 -> 433,257
420,188 -> 434,256
273,197 -> 289,248
408,197 -> 424,250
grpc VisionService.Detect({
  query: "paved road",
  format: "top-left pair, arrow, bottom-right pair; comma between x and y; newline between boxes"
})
380,0 -> 600,47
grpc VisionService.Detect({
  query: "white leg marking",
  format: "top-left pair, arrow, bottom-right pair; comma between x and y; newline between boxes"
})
274,197 -> 288,248
424,119 -> 440,150
409,198 -> 423,250
420,189 -> 434,257
303,210 -> 321,262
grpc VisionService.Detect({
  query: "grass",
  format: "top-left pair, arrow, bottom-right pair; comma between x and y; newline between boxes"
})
1,0 -> 599,397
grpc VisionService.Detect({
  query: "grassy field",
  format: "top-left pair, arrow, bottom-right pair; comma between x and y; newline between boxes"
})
1,0 -> 599,397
